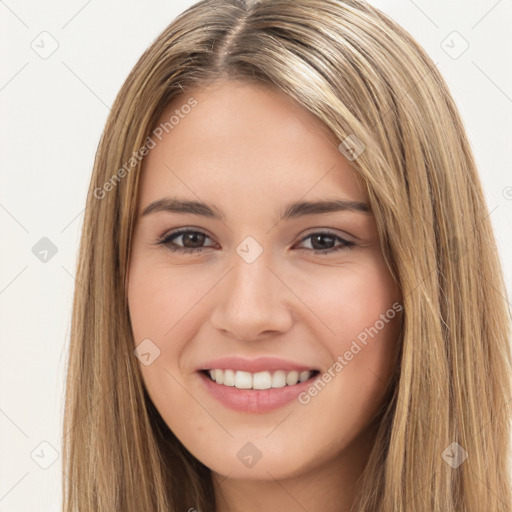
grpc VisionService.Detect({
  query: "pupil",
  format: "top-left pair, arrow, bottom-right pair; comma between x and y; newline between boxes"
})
185,232 -> 204,248
313,234 -> 333,250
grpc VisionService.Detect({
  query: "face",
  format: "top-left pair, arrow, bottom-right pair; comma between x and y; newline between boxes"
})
127,79 -> 402,482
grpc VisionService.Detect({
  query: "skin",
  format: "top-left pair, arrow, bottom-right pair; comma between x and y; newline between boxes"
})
127,79 -> 403,512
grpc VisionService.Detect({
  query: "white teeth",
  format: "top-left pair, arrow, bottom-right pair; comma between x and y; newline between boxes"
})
235,371 -> 252,389
223,369 -> 235,386
253,371 -> 272,390
299,370 -> 310,383
286,371 -> 299,386
271,370 -> 286,388
206,369 -> 316,389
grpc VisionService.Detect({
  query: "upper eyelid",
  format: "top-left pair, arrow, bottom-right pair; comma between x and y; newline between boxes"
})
159,227 -> 216,244
159,227 -> 354,245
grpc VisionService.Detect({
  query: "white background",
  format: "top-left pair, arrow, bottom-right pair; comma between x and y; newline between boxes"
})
1,0 -> 511,510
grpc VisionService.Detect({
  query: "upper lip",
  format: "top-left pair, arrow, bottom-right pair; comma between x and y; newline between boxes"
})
197,356 -> 319,374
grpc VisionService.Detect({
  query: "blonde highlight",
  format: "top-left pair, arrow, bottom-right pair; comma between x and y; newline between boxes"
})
62,1 -> 512,510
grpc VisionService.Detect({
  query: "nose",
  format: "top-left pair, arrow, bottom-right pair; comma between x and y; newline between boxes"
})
209,249 -> 294,342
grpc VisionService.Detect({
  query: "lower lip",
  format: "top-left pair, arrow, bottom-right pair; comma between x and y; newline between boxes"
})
198,371 -> 318,414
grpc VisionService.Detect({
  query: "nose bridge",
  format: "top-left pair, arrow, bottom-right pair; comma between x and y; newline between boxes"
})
228,240 -> 277,312
210,237 -> 292,339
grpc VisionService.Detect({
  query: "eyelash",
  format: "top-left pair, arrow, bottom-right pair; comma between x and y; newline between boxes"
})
155,228 -> 355,255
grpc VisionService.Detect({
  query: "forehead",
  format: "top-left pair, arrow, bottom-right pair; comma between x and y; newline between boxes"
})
138,80 -> 367,211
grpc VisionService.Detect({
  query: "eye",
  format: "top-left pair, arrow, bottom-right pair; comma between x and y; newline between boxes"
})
156,229 -> 217,254
298,231 -> 355,254
155,229 -> 355,255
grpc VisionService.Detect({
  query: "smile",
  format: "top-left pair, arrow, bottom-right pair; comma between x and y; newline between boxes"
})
203,369 -> 319,390
198,368 -> 321,414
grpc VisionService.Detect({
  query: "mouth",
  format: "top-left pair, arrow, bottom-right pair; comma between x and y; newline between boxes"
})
196,356 -> 322,413
200,368 -> 321,390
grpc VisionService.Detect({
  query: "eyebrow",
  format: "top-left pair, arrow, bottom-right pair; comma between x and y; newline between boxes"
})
140,196 -> 371,222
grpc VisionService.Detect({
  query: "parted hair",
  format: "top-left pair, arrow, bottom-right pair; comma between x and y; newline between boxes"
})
62,0 -> 512,510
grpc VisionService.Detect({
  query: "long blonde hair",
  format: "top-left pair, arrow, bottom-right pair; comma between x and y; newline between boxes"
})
62,0 -> 512,510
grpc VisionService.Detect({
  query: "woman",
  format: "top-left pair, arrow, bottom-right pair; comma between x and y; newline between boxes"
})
62,0 -> 512,510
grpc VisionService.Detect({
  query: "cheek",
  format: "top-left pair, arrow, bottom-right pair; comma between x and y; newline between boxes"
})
292,267 -> 401,451
127,260 -> 214,402
127,262 -> 201,428
127,259 -> 211,343
299,258 -> 401,392
296,258 -> 400,341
